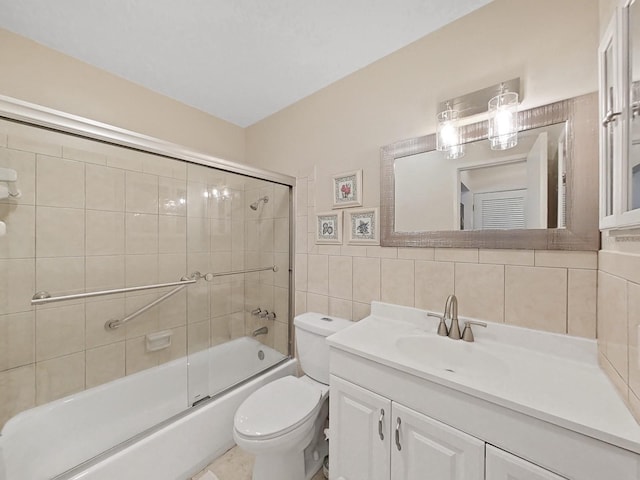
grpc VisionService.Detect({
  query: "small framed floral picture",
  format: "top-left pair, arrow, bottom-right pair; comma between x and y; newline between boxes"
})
346,208 -> 379,245
315,211 -> 343,244
332,170 -> 362,208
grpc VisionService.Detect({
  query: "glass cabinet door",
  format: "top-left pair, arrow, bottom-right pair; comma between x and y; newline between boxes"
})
600,14 -> 620,224
627,0 -> 640,214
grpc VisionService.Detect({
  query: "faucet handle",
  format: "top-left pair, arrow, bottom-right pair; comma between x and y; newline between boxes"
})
461,320 -> 487,343
427,312 -> 449,337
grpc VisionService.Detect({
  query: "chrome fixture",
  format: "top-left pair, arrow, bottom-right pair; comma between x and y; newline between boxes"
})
251,307 -> 263,316
461,320 -> 487,342
258,310 -> 277,320
249,196 -> 269,210
436,78 -> 521,158
444,294 -> 462,340
105,284 -> 187,330
427,311 -> 449,337
32,265 -> 278,305
252,326 -> 268,337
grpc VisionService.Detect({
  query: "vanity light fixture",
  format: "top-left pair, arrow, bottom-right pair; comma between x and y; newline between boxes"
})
488,84 -> 519,150
436,78 -> 521,158
436,102 -> 463,157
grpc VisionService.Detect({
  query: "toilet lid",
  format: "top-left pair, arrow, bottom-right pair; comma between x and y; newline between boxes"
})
234,376 -> 322,440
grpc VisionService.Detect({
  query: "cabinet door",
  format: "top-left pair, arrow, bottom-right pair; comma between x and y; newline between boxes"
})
329,375 -> 391,480
390,403 -> 484,480
486,445 -> 566,480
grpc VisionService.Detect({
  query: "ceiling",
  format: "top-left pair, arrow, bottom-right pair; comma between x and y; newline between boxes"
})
0,0 -> 493,127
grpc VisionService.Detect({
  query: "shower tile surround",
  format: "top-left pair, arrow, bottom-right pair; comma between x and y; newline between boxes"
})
0,119 -> 290,428
294,170 -> 598,338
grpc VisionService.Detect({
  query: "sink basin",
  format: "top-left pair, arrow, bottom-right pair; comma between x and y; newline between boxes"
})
395,334 -> 509,380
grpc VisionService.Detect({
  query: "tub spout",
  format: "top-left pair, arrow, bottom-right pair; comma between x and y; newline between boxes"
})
252,326 -> 268,337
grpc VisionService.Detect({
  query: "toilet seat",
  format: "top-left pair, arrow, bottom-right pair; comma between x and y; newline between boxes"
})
234,376 -> 321,441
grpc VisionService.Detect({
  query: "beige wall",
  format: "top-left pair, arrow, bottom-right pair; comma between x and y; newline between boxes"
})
0,28 -> 245,163
246,0 -> 600,334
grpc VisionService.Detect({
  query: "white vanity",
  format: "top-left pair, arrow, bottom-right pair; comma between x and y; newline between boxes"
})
327,302 -> 640,480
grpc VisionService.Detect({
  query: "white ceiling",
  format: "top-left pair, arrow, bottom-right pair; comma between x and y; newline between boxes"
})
0,0 -> 492,127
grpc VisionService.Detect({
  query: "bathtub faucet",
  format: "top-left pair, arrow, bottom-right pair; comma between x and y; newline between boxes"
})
252,326 -> 268,337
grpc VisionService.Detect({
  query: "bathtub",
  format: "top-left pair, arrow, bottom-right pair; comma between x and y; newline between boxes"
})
0,337 -> 296,480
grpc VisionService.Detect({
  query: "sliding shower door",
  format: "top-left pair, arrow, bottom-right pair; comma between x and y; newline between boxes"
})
185,167 -> 290,404
0,111 -> 293,479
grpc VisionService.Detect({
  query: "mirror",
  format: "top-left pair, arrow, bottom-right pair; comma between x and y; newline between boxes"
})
394,124 -> 566,232
381,93 -> 599,250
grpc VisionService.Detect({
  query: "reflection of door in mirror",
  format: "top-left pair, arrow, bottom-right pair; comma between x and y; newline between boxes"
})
394,123 -> 565,232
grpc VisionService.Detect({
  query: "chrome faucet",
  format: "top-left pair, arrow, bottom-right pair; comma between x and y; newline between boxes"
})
444,294 -> 462,340
252,326 -> 268,337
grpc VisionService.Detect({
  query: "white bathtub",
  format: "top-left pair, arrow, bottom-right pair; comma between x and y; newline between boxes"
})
0,337 -> 296,480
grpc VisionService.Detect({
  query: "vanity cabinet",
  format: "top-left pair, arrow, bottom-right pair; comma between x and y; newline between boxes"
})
485,446 -> 565,480
330,375 -> 485,480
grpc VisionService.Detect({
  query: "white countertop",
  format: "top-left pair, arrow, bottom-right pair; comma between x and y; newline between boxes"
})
327,302 -> 640,455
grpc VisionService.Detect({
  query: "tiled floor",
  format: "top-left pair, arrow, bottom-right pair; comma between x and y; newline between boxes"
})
192,446 -> 326,480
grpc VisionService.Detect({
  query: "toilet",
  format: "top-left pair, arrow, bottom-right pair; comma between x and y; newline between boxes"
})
233,312 -> 352,480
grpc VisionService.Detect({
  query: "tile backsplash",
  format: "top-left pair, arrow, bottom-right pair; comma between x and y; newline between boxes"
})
294,174 -> 598,339
598,245 -> 640,423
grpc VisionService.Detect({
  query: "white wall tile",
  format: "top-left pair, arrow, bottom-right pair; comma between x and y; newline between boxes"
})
36,352 -> 85,404
36,304 -> 85,361
0,311 -> 34,371
86,210 -> 125,256
36,155 -> 85,208
454,263 -> 505,323
381,258 -> 414,307
0,204 -> 35,258
85,164 -> 125,212
36,207 -> 84,257
505,266 -> 568,334
125,213 -> 158,254
125,171 -> 158,214
414,261 -> 454,313
329,255 -> 352,300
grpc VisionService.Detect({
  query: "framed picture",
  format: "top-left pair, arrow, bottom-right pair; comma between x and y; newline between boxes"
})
332,170 -> 362,208
315,211 -> 343,244
346,208 -> 379,245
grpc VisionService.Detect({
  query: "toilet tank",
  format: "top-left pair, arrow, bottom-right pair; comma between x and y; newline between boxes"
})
294,312 -> 352,385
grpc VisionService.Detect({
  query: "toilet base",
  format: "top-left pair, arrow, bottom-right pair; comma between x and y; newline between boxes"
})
246,399 -> 329,480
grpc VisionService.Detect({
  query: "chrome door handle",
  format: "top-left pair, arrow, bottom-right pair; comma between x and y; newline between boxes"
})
395,417 -> 402,451
378,409 -> 385,440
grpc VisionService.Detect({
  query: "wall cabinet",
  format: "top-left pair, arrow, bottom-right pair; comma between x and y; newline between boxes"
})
330,376 -> 560,480
600,0 -> 640,229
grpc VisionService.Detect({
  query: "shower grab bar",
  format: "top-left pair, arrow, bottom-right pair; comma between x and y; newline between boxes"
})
105,285 -> 186,330
31,272 -> 204,305
30,266 -> 278,306
206,265 -> 278,278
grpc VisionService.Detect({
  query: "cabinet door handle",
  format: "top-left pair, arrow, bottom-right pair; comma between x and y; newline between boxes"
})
378,408 -> 385,440
395,417 -> 402,451
602,109 -> 622,126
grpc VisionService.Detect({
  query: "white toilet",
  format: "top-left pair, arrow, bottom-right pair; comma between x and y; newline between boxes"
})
233,312 -> 352,480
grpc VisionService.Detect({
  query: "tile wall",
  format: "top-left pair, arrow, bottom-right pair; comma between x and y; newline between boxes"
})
598,234 -> 640,422
0,119 -> 290,429
294,170 -> 598,339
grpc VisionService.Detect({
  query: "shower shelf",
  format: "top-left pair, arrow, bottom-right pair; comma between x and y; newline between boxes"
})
31,265 -> 279,306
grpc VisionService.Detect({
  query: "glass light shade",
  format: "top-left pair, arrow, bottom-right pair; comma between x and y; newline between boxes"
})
436,108 -> 461,152
446,144 -> 465,159
488,91 -> 519,150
